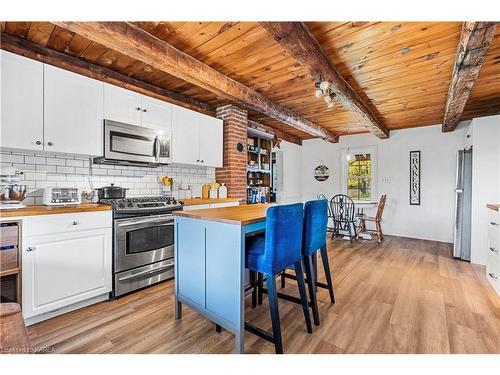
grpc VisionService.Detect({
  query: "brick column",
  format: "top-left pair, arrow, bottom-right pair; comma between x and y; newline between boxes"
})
216,105 -> 248,204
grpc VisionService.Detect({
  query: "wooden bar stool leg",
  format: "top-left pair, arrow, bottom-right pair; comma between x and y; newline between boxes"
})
266,274 -> 283,354
280,271 -> 286,289
304,254 -> 320,326
294,261 -> 312,334
319,245 -> 335,304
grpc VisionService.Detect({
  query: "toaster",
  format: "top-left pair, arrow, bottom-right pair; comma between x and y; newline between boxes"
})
42,187 -> 81,206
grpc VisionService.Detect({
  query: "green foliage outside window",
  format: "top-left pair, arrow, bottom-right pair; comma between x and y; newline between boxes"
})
347,154 -> 371,201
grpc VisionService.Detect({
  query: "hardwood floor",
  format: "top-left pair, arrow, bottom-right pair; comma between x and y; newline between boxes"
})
27,236 -> 500,354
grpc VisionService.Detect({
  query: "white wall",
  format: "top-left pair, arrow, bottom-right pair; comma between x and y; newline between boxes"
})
470,115 -> 500,265
301,124 -> 469,243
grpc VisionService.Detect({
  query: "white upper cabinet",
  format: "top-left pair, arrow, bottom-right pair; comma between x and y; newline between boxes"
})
140,95 -> 172,132
103,83 -> 142,126
1,50 -> 44,151
198,112 -> 223,167
172,105 -> 200,165
44,65 -> 104,155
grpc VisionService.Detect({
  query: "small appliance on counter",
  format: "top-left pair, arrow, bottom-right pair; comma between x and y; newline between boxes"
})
0,167 -> 27,210
42,187 -> 81,206
209,182 -> 220,199
218,183 -> 228,198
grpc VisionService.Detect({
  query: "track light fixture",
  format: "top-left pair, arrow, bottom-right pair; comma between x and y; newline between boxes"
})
315,81 -> 337,109
314,82 -> 323,98
324,92 -> 336,108
319,81 -> 332,91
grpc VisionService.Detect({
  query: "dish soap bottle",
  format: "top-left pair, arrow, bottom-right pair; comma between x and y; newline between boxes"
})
218,183 -> 227,199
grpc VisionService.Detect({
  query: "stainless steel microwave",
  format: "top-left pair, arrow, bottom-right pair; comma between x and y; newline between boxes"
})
94,120 -> 171,167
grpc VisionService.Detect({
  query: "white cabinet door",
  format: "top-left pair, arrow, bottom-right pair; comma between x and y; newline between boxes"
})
1,50 -> 44,150
103,83 -> 141,126
44,65 -> 104,155
140,95 -> 172,132
198,113 -> 223,167
172,105 -> 200,165
22,228 -> 112,319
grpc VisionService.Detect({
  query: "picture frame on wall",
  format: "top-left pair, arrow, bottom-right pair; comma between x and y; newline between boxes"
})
410,150 -> 421,205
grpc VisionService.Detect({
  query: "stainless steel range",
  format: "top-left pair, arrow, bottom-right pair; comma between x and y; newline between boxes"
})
99,196 -> 183,297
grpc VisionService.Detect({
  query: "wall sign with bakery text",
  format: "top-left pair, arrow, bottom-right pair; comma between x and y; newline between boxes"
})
410,151 -> 420,205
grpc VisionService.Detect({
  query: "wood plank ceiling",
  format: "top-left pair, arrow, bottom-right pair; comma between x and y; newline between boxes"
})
1,21 -> 499,140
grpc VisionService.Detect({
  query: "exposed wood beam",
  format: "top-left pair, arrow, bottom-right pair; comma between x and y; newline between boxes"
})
52,22 -> 338,143
442,22 -> 497,132
260,22 -> 390,139
0,32 -> 214,116
247,119 -> 303,145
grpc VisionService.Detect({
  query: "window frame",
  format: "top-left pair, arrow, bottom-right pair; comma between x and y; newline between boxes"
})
341,145 -> 378,204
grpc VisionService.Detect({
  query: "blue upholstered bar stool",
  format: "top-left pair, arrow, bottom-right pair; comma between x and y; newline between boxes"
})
280,199 -> 335,326
245,203 -> 312,354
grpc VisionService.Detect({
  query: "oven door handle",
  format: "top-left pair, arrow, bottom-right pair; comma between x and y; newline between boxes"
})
118,262 -> 174,281
117,219 -> 174,228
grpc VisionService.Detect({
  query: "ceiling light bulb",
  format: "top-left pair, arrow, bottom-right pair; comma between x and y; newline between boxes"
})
324,95 -> 333,105
315,88 -> 323,98
327,100 -> 334,108
319,81 -> 331,91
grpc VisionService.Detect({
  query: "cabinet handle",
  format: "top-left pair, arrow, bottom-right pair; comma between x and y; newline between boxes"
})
488,272 -> 498,280
26,247 -> 35,252
47,141 -> 53,146
200,160 -> 204,163
142,109 -> 147,112
135,107 -> 141,111
72,220 -> 80,226
35,140 -> 42,145
196,159 -> 200,162
490,221 -> 499,226
490,247 -> 498,254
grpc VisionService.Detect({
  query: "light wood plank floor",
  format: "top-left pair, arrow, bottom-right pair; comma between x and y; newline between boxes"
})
27,236 -> 500,354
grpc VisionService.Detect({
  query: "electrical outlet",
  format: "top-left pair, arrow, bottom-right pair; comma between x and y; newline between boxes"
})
382,177 -> 392,183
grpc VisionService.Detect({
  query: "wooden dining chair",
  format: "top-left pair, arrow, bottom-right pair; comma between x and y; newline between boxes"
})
329,194 -> 357,242
317,193 -> 334,234
357,195 -> 387,243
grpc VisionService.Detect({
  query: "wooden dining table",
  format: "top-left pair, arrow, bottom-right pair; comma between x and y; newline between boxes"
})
173,204 -> 270,354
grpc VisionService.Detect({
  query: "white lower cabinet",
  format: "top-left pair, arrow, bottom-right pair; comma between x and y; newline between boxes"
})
22,212 -> 112,324
486,208 -> 500,295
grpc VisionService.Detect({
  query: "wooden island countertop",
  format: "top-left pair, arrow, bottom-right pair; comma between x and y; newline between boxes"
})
174,203 -> 269,225
179,198 -> 241,206
0,203 -> 111,218
487,204 -> 500,211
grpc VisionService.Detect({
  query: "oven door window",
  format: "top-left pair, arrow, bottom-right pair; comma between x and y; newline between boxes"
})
126,224 -> 173,254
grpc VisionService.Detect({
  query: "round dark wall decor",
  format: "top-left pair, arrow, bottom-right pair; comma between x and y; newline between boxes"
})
314,164 -> 330,182
236,143 -> 244,152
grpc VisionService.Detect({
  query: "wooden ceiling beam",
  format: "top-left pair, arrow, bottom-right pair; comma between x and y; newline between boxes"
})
260,22 -> 390,139
0,32 -> 214,116
247,119 -> 304,145
52,22 -> 338,143
442,22 -> 497,132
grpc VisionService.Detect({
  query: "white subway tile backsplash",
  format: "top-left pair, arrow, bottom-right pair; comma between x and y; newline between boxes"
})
1,149 -> 216,199
36,165 -> 57,173
56,166 -> 75,174
25,156 -> 46,165
66,159 -> 84,167
0,154 -> 25,163
47,158 -> 66,166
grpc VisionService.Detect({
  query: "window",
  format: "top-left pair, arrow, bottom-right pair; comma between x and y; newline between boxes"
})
342,146 -> 377,203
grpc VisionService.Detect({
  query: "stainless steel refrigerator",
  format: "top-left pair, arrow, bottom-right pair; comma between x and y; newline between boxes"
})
453,148 -> 473,260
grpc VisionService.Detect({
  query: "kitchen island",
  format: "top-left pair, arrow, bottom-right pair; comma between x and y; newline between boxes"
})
173,204 -> 269,354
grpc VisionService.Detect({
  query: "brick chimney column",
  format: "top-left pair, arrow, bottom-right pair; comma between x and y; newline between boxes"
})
216,105 -> 248,204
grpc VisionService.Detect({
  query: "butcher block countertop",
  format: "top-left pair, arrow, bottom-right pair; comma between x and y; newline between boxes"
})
180,198 -> 241,206
174,204 -> 269,225
0,203 -> 111,218
487,204 -> 500,211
